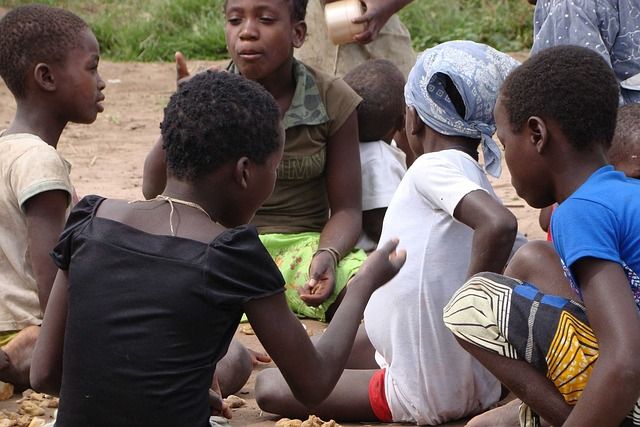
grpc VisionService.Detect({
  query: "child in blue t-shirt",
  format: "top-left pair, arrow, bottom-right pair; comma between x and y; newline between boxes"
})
444,45 -> 640,427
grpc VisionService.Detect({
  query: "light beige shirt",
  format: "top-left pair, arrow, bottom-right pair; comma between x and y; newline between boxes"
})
295,0 -> 416,78
0,133 -> 72,331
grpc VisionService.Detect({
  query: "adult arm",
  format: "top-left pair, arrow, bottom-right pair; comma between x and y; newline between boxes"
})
246,240 -> 404,406
24,190 -> 69,312
300,111 -> 362,306
454,189 -> 518,277
561,258 -> 640,427
350,0 -> 413,44
142,137 -> 167,199
30,269 -> 69,394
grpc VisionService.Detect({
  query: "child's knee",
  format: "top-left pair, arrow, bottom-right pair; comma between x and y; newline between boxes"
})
255,368 -> 289,413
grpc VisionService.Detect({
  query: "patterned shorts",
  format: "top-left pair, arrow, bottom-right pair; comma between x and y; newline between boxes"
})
443,272 -> 640,426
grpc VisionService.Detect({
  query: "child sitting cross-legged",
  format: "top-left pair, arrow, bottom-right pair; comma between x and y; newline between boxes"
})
29,71 -> 405,427
444,45 -> 640,427
342,59 -> 407,252
255,41 -> 520,425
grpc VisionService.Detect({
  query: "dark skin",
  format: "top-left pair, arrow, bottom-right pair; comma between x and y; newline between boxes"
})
463,97 -> 640,427
254,106 -> 517,422
30,145 -> 405,414
0,28 -> 105,389
143,0 -> 362,309
326,0 -> 414,44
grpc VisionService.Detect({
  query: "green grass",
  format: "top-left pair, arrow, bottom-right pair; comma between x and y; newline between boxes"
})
1,0 -> 533,61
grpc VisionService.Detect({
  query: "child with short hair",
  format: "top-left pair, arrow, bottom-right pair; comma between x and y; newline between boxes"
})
444,45 -> 640,427
30,71 -> 405,427
342,59 -> 407,251
143,0 -> 365,322
0,4 -> 105,389
255,41 -> 519,424
609,103 -> 640,179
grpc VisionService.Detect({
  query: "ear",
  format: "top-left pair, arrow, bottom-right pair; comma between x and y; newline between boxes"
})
33,63 -> 56,92
527,116 -> 548,154
406,106 -> 424,136
233,157 -> 251,189
292,20 -> 307,49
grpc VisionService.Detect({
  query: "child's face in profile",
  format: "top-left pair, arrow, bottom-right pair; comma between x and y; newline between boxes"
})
495,96 -> 554,208
224,0 -> 305,81
52,28 -> 106,124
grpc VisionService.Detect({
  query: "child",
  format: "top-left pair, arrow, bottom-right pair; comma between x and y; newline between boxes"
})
342,59 -> 407,252
444,45 -> 640,427
608,103 -> 640,179
143,0 -> 365,322
0,5 -> 105,389
30,71 -> 405,427
255,41 -> 519,424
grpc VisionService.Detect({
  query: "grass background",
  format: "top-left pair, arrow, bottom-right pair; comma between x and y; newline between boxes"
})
0,0 -> 534,61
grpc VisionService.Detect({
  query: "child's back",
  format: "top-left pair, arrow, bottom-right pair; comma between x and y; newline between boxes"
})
363,41 -> 519,424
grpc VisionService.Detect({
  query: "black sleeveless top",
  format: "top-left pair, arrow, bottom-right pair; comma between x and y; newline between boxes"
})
51,195 -> 284,427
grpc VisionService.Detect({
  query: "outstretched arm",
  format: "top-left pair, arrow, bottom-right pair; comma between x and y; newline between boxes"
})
562,259 -> 640,427
454,189 -> 518,277
24,190 -> 69,312
300,111 -> 362,306
247,240 -> 405,406
30,269 -> 69,394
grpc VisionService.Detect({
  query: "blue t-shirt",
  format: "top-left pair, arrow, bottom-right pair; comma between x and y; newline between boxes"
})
552,166 -> 640,309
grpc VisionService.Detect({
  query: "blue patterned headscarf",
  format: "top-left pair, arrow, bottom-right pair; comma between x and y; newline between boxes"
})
404,41 -> 520,177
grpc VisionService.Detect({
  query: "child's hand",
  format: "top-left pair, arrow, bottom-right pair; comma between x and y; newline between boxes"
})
209,373 -> 232,419
175,51 -> 222,88
357,238 -> 406,288
298,253 -> 337,306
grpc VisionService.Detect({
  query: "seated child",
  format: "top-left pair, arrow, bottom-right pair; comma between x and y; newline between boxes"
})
342,59 -> 407,252
444,45 -> 640,427
255,41 -> 519,424
0,5 -> 105,389
30,71 -> 405,427
143,0 -> 365,322
461,98 -> 640,427
539,102 -> 640,239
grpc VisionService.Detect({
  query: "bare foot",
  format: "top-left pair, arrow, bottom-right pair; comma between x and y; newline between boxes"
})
466,399 -> 521,427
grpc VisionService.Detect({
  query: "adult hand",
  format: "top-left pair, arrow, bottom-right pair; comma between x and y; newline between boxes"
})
298,252 -> 337,306
350,0 -> 409,44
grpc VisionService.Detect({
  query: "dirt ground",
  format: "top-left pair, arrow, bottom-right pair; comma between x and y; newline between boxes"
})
0,54 -> 544,426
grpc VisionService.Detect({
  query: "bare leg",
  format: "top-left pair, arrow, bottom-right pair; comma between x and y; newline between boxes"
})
458,339 -> 569,426
0,326 -> 39,390
215,340 -> 253,397
255,367 -> 377,421
505,240 -> 574,299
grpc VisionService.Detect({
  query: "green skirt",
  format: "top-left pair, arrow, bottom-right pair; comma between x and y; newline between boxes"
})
260,232 -> 366,322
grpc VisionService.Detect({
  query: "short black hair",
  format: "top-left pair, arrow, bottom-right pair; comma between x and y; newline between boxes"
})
343,59 -> 405,142
161,71 -> 281,182
609,103 -> 640,165
0,5 -> 89,99
500,45 -> 619,151
223,0 -> 308,21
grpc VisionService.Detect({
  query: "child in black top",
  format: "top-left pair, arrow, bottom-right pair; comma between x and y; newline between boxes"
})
31,71 -> 404,427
